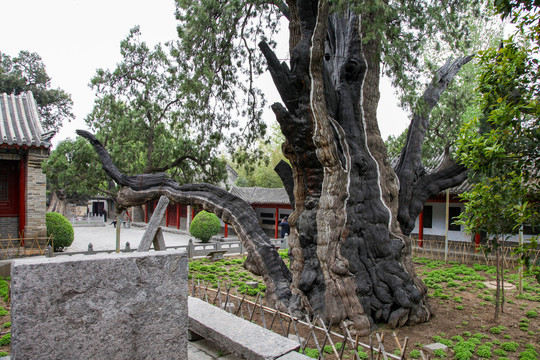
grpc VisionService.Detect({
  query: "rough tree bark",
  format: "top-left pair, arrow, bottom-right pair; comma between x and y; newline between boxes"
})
79,0 -> 470,334
47,191 -> 67,216
260,1 -> 470,332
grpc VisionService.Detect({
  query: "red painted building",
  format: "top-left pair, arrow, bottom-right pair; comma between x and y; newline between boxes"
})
142,186 -> 293,239
0,92 -> 52,239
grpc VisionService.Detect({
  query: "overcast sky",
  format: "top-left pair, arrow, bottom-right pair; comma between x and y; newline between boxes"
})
1,0 -> 409,148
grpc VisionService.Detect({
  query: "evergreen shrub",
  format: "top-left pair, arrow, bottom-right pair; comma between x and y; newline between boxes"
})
189,210 -> 221,243
46,212 -> 74,251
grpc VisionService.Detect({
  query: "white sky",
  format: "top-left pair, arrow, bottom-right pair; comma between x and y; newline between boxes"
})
0,0 -> 409,149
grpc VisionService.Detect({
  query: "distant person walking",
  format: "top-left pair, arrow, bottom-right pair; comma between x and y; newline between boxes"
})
280,217 -> 290,238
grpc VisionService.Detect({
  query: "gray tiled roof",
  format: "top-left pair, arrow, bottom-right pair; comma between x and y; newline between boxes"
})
230,186 -> 290,205
0,91 -> 52,148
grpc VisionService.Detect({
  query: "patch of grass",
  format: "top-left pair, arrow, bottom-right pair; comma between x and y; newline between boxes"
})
525,310 -> 537,318
494,348 -> 508,357
500,341 -> 519,352
476,344 -> 492,358
476,282 -> 487,289
0,333 -> 10,346
0,278 -> 8,302
356,348 -> 369,359
433,349 -> 446,358
453,339 -> 477,360
302,347 -> 319,358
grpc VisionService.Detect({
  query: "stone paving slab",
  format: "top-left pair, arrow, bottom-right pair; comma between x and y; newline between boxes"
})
189,339 -> 243,360
189,297 -> 302,360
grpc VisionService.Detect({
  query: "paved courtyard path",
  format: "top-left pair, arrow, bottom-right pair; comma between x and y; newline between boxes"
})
66,223 -> 193,252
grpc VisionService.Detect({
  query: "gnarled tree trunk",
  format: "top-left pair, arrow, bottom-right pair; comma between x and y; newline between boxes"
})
259,2 -> 469,332
79,0 -> 470,334
47,190 -> 67,216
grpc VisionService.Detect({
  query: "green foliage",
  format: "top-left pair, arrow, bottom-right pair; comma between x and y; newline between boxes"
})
46,212 -> 74,251
43,138 -> 108,199
83,26 -> 227,195
519,348 -> 539,360
190,211 -> 221,243
433,348 -> 446,358
302,347 -> 319,358
0,278 -> 8,303
0,50 -> 74,131
525,310 -> 537,318
456,2 -> 540,284
0,352 -> 7,357
409,349 -> 421,359
500,341 -> 519,352
0,333 -> 10,346
278,249 -> 289,259
453,339 -> 478,360
476,344 -> 492,358
233,124 -> 287,188
494,348 -> 508,357
357,348 -> 369,359
2,322 -> 10,329
0,307 -> 7,317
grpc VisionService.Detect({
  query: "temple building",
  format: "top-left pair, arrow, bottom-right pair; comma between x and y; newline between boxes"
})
0,91 -> 52,239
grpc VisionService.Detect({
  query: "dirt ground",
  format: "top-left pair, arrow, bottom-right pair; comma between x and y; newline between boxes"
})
189,255 -> 540,359
1,254 -> 538,359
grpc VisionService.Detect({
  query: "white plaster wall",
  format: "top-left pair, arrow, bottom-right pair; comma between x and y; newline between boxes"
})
411,201 -> 538,243
411,202 -> 469,242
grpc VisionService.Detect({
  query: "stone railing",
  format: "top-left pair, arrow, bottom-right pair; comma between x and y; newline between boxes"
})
70,214 -> 106,227
48,235 -> 290,259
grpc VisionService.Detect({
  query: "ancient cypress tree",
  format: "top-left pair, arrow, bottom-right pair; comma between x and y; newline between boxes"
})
80,0 -> 489,332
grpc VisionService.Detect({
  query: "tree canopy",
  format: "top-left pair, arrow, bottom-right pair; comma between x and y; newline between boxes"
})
384,8 -> 503,165
87,26 -> 227,185
456,1 -> 539,280
45,27 -> 231,208
0,50 -> 74,132
43,137 -> 110,200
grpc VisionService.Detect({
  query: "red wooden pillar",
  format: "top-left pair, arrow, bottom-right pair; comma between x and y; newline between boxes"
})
176,203 -> 180,229
18,158 -> 26,240
165,207 -> 169,227
418,209 -> 424,248
224,223 -> 228,238
144,203 -> 148,223
275,206 -> 279,239
474,233 -> 481,252
192,207 -> 195,220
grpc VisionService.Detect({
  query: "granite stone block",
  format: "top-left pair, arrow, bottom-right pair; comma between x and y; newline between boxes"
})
11,250 -> 188,360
